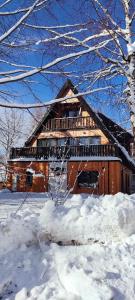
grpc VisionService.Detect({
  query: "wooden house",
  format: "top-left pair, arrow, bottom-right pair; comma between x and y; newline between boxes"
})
7,80 -> 135,194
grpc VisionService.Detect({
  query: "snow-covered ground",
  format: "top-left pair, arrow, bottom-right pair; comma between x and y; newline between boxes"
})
1,191 -> 135,299
0,191 -> 46,221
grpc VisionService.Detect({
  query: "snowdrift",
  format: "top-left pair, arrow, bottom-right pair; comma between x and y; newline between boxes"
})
1,193 -> 135,299
1,192 -> 135,256
39,192 -> 135,244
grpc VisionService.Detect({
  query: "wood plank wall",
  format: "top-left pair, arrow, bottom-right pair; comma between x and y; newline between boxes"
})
68,161 -> 122,195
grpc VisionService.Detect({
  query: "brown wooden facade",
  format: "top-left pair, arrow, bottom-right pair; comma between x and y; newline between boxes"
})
7,159 -> 131,194
7,80 -> 135,195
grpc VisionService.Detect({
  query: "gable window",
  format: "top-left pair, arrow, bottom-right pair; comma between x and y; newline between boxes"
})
26,171 -> 33,186
64,110 -> 79,118
78,171 -> 99,188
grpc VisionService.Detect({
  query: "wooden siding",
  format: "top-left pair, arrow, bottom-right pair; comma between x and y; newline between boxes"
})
61,88 -> 80,103
121,166 -> 132,194
26,88 -> 109,148
24,88 -> 109,147
0,182 -> 4,190
30,129 -> 109,147
7,161 -> 48,193
67,161 -> 122,195
7,160 -> 123,195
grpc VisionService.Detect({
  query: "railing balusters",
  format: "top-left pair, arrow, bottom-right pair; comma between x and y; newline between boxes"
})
43,116 -> 97,131
10,144 -> 121,160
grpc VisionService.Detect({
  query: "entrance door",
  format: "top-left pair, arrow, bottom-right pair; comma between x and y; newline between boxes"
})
48,161 -> 67,195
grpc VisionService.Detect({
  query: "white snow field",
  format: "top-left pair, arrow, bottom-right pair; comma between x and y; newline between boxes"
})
1,191 -> 135,299
0,191 -> 46,221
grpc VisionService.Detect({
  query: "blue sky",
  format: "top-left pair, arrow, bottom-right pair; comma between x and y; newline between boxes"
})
0,0 -> 134,131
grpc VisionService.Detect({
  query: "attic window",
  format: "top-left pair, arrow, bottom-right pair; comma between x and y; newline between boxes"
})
26,171 -> 33,186
78,171 -> 99,188
64,110 -> 79,118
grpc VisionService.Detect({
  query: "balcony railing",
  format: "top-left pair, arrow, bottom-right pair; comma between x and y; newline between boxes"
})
10,144 -> 120,160
43,116 -> 97,131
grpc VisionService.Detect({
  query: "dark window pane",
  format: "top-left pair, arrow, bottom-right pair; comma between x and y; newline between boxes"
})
26,171 -> 33,186
37,139 -> 47,147
79,137 -> 89,145
89,137 -> 101,144
79,137 -> 101,146
78,171 -> 99,188
63,110 -> 79,118
57,138 -> 67,146
37,139 -> 57,147
49,139 -> 57,147
69,137 -> 79,146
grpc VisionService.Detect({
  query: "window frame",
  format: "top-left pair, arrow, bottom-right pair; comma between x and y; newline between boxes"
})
26,171 -> 33,187
78,171 -> 99,188
63,110 -> 79,118
79,136 -> 101,146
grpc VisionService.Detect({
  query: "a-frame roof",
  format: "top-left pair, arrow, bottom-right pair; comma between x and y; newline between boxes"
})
25,80 -> 135,170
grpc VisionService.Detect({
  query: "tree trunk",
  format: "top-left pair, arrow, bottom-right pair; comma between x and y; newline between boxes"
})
129,52 -> 135,157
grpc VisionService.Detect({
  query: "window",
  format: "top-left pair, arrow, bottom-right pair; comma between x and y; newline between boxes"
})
89,136 -> 101,145
64,110 -> 79,118
78,171 -> 99,188
57,138 -> 67,146
26,171 -> 33,186
50,166 -> 65,176
37,139 -> 57,147
79,136 -> 101,145
49,139 -> 57,147
79,137 -> 90,145
69,137 -> 79,146
37,139 -> 47,147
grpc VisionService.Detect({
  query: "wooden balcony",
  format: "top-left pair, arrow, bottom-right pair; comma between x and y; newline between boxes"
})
10,144 -> 120,160
43,116 -> 97,131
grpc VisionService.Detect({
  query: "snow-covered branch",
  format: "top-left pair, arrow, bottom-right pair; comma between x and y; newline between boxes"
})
0,0 -> 41,43
0,39 -> 111,84
0,0 -> 134,122
0,0 -> 46,15
0,86 -> 111,109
